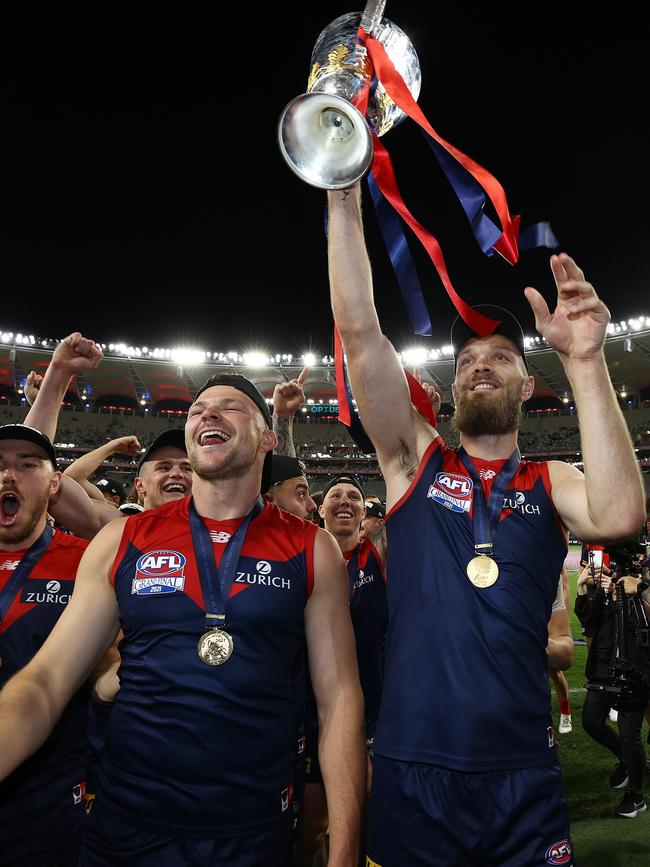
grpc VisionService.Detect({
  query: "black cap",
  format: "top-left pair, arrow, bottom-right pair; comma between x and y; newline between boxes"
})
364,500 -> 386,519
269,455 -> 307,489
95,477 -> 126,505
450,305 -> 528,370
0,423 -> 57,469
137,429 -> 186,473
192,373 -> 273,493
323,474 -> 364,499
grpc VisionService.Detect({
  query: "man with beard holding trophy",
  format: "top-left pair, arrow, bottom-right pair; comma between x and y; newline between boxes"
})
327,183 -> 645,867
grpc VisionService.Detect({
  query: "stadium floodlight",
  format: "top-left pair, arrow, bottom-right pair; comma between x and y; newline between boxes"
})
243,351 -> 269,368
171,348 -> 206,366
302,352 -> 316,367
402,347 -> 427,366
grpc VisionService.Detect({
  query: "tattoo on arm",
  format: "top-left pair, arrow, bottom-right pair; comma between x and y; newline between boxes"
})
342,189 -> 351,200
273,416 -> 296,457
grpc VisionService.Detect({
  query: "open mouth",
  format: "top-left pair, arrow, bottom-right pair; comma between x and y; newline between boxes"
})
471,381 -> 500,392
162,483 -> 187,495
335,509 -> 354,521
198,429 -> 231,446
0,492 -> 21,527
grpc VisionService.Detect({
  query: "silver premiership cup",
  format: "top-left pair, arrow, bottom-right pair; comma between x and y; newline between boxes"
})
278,4 -> 421,189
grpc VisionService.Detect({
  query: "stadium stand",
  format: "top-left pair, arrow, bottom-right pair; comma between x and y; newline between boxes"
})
1,327 -> 649,505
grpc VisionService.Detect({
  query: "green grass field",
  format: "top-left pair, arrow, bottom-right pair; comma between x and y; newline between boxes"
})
555,548 -> 649,865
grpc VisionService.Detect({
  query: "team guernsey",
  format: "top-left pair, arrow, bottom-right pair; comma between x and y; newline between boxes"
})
0,530 -> 89,851
99,496 -> 317,838
375,437 -> 567,772
344,537 -> 387,742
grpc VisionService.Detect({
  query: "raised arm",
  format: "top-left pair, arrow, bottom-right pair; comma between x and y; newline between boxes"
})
525,254 -> 645,542
327,186 -> 432,501
0,519 -> 123,780
272,367 -> 308,457
24,332 -> 103,442
305,528 -> 365,867
48,475 -> 122,539
63,435 -> 140,498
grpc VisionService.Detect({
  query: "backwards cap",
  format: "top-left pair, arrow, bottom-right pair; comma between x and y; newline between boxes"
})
450,305 -> 528,371
193,373 -> 273,492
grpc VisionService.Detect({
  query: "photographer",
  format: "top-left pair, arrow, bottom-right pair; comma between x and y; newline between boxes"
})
575,556 -> 649,818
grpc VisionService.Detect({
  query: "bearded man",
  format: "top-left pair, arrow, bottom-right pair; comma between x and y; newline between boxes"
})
326,182 -> 645,867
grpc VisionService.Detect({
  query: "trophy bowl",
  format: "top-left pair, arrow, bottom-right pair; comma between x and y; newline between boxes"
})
278,10 -> 421,189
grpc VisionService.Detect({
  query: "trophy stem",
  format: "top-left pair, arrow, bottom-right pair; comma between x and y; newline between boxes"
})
360,0 -> 387,35
354,0 -> 387,67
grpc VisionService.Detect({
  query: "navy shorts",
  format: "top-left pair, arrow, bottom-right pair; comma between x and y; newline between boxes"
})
0,826 -> 82,867
366,755 -> 574,867
80,808 -> 294,867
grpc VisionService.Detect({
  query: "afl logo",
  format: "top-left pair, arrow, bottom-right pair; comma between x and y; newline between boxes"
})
136,551 -> 186,575
545,839 -> 572,864
46,580 -> 61,593
436,473 -> 472,498
428,472 -> 473,514
256,560 -> 272,574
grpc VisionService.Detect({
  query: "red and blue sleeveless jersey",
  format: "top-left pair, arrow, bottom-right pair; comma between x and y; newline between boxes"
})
100,496 -> 317,837
374,438 -> 567,772
0,530 -> 89,837
345,538 -> 387,741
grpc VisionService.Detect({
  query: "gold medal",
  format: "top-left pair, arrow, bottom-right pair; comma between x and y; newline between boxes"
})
197,627 -> 234,665
466,555 -> 499,588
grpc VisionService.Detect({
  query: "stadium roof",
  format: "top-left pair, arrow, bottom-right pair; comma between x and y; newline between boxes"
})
1,328 -> 649,410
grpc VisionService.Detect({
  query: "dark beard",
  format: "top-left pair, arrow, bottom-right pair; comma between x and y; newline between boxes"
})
452,384 -> 523,437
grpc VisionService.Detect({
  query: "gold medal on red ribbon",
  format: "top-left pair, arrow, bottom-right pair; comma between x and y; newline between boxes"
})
197,627 -> 234,665
466,555 -> 499,588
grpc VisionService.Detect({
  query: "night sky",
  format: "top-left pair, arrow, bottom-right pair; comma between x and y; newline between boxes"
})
1,3 -> 645,357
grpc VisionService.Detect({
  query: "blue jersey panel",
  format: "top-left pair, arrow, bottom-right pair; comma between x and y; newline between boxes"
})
375,440 -> 567,771
100,497 -> 315,837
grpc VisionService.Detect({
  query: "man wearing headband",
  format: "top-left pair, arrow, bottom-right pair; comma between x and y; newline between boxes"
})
327,183 -> 644,866
0,373 -> 365,867
0,423 -> 89,865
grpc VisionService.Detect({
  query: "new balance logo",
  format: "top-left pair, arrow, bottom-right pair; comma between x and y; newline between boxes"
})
0,560 -> 19,571
210,531 -> 232,544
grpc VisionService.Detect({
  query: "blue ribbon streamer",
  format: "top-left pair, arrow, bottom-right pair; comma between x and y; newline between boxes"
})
423,133 -> 559,255
366,172 -> 432,337
518,221 -> 560,250
343,372 -> 376,455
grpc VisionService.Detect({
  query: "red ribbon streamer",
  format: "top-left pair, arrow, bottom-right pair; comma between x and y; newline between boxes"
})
360,28 -> 521,266
334,324 -> 351,426
405,370 -> 437,428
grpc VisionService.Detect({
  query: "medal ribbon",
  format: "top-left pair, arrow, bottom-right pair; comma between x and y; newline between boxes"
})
189,496 -> 264,631
456,446 -> 521,558
0,525 -> 53,623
